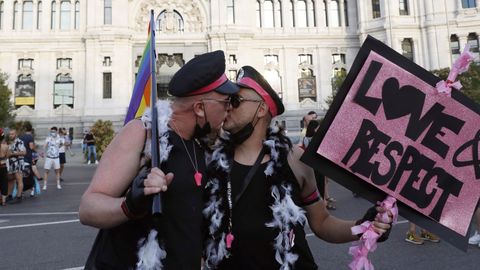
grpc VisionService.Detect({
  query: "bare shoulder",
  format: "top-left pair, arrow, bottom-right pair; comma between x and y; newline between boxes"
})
87,119 -> 146,196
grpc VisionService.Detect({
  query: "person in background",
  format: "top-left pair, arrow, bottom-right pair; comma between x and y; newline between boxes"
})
58,128 -> 70,181
84,130 -> 98,164
0,128 -> 9,206
405,222 -> 440,245
43,127 -> 63,190
299,111 -> 317,148
7,128 -> 26,203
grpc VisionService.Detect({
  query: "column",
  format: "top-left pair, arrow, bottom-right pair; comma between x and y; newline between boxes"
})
314,0 -> 324,28
260,0 -> 265,28
306,0 -> 313,27
274,0 -> 280,27
293,0 -> 298,27
339,0 -> 345,28
326,0 -> 331,27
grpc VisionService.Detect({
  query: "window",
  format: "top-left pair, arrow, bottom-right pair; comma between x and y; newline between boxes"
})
399,0 -> 409,15
309,0 -> 316,27
299,54 -> 313,65
297,0 -> 307,27
18,58 -> 34,69
289,0 -> 295,27
156,10 -> 184,32
468,33 -> 479,52
13,1 -> 19,30
264,0 -> 274,28
60,1 -> 70,29
0,1 -> 4,30
402,38 -> 414,61
37,1 -> 42,29
344,0 -> 349,26
264,68 -> 283,100
228,54 -> 237,65
256,0 -> 261,27
104,0 -> 112,25
298,68 -> 316,102
103,72 -> 112,99
103,56 -> 111,67
332,53 -> 346,64
135,55 -> 142,67
274,0 -> 282,27
450,35 -> 460,55
51,1 -> 56,29
372,0 -> 380,19
227,0 -> 235,24
228,70 -> 237,81
264,55 -> 279,65
56,73 -> 72,82
330,0 -> 340,27
74,1 -> 80,29
22,1 -> 33,29
56,58 -> 72,69
462,0 -> 476,8
323,0 -> 328,26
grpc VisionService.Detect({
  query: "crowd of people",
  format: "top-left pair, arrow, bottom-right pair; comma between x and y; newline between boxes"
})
0,122 -> 100,205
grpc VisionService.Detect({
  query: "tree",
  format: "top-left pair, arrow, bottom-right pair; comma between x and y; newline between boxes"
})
431,62 -> 480,104
90,119 -> 115,160
325,69 -> 347,109
0,71 -> 15,127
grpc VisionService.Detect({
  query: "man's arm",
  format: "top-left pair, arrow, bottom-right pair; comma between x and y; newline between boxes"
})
288,146 -> 391,243
79,120 -> 147,228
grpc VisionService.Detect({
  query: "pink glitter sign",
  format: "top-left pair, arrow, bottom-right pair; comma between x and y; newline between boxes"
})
317,49 -> 480,238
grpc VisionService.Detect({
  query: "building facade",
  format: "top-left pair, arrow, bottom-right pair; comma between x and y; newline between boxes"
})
0,0 -> 479,137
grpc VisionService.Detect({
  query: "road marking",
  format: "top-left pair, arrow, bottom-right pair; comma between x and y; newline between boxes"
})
0,211 -> 78,217
61,267 -> 84,270
0,219 -> 8,224
305,219 -> 409,238
0,219 -> 79,230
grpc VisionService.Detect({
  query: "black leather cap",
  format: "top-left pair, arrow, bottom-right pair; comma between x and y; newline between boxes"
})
168,50 -> 239,97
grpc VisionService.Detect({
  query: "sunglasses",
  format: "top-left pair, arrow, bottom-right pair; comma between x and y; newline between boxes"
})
200,98 -> 231,110
228,94 -> 264,109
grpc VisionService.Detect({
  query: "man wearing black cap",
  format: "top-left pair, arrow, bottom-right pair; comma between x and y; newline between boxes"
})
79,50 -> 238,269
203,66 -> 393,269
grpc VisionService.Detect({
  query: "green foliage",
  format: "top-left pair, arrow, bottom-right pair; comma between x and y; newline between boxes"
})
0,72 -> 16,127
325,70 -> 347,109
90,120 -> 115,160
431,63 -> 480,104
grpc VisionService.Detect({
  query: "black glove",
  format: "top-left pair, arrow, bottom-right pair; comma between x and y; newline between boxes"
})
355,206 -> 392,242
122,166 -> 151,219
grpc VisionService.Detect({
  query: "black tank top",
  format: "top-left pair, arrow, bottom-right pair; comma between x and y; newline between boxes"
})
95,131 -> 206,270
218,161 -> 318,270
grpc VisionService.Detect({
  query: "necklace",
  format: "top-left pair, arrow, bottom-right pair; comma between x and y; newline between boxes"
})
171,120 -> 202,187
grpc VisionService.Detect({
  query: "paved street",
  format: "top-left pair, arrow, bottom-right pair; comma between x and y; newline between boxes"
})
0,149 -> 478,270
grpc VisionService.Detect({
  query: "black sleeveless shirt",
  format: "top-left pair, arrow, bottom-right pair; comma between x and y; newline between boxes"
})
218,161 -> 318,270
94,131 -> 206,270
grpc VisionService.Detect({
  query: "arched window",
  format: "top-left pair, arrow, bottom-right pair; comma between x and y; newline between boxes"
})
462,0 -> 476,8
399,0 -> 409,15
74,1 -> 80,29
450,34 -> 460,55
51,1 -> 56,29
37,1 -> 42,29
22,1 -> 33,29
264,69 -> 283,100
297,0 -> 307,27
0,1 -> 3,30
60,1 -> 70,30
402,38 -> 414,61
256,0 -> 261,27
330,0 -> 340,27
467,32 -> 479,52
156,10 -> 184,33
274,0 -> 282,27
309,0 -> 316,27
289,0 -> 295,27
323,0 -> 328,27
264,0 -> 274,27
13,1 -> 19,30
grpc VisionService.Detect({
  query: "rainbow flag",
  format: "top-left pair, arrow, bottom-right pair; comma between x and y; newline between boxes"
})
124,14 -> 156,124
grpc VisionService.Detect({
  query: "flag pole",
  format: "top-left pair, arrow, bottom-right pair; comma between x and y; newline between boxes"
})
149,10 -> 162,215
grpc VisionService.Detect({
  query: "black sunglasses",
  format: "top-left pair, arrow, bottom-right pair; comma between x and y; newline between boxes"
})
229,94 -> 263,109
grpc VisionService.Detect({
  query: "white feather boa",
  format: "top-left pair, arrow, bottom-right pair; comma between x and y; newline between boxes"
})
135,100 -> 173,270
204,126 -> 306,269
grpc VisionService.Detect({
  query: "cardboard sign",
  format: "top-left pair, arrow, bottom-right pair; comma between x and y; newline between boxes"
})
301,36 -> 480,251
